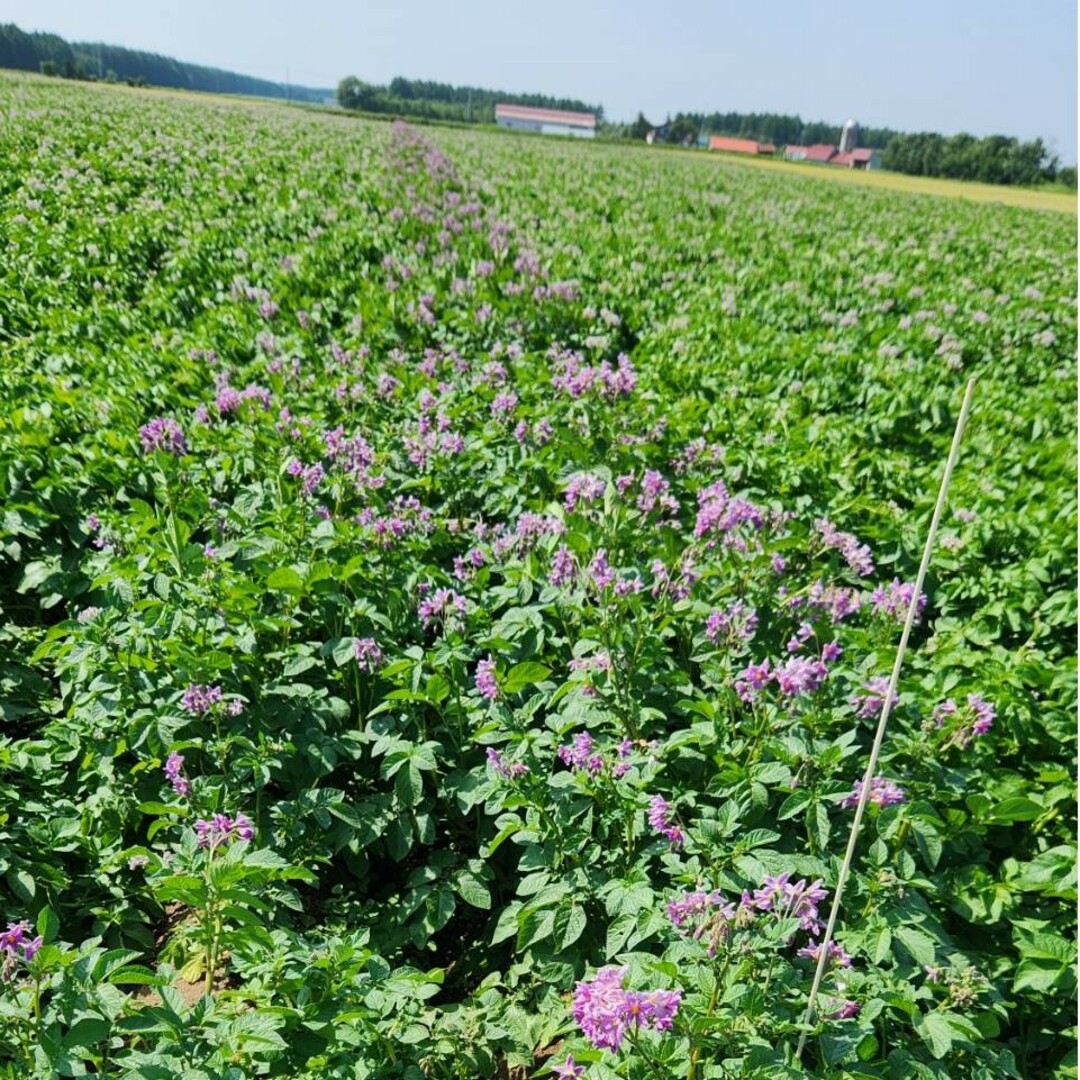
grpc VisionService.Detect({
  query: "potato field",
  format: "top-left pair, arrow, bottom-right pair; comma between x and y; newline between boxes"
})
0,73 -> 1076,1079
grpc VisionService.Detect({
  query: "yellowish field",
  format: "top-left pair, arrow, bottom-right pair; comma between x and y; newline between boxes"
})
695,147 -> 1078,214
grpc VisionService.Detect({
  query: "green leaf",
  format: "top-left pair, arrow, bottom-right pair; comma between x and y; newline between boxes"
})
396,763 -> 423,807
819,1030 -> 860,1066
1013,958 -> 1070,993
868,924 -> 892,964
916,1011 -> 982,1058
554,903 -> 587,951
501,662 -> 552,694
777,789 -> 812,820
266,567 -> 304,592
988,797 -> 1043,823
283,654 -> 319,677
93,949 -> 144,981
5,869 -> 35,904
605,912 -> 635,958
456,869 -> 492,910
62,1017 -> 111,1050
895,926 -> 937,967
36,906 -> 59,944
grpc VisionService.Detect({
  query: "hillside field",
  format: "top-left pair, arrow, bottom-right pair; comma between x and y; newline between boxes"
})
0,72 -> 1076,1079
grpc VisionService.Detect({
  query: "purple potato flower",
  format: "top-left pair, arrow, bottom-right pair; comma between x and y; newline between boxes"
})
571,965 -> 681,1052
647,795 -> 684,846
139,417 -> 188,456
841,776 -> 907,810
164,752 -> 190,797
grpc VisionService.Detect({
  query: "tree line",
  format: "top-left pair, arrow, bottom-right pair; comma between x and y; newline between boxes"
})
614,109 -> 1073,188
0,23 -> 329,101
337,75 -> 600,124
881,131 -> 1073,187
641,110 -> 897,149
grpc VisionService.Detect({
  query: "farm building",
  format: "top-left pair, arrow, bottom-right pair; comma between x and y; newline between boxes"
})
832,148 -> 880,169
708,135 -> 776,156
784,142 -> 880,170
494,104 -> 596,138
784,143 -> 840,164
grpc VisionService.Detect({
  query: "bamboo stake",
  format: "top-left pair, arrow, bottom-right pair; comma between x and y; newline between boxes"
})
795,377 -> 976,1061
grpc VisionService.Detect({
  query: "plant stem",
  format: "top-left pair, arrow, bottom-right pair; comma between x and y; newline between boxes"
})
628,1028 -> 667,1080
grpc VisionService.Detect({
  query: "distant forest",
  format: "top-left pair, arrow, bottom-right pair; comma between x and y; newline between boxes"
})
0,23 -> 329,101
337,75 -> 601,124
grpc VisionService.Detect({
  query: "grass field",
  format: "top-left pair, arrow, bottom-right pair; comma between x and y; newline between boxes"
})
694,146 -> 1079,213
0,70 -> 1075,1080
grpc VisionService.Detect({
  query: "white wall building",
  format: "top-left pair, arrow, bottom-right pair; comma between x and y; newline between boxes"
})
494,103 -> 596,138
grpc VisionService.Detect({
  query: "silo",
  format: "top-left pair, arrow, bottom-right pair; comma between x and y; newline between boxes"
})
840,118 -> 859,153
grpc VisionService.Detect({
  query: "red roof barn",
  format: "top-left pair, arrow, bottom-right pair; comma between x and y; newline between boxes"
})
832,148 -> 879,169
708,135 -> 776,155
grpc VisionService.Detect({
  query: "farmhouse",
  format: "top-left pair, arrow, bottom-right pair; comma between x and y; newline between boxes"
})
832,148 -> 880,169
784,143 -> 880,169
784,143 -> 839,164
783,119 -> 881,170
708,135 -> 776,156
494,103 -> 596,138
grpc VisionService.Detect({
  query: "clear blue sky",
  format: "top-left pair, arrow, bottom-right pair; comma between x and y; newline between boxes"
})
8,0 -> 1078,162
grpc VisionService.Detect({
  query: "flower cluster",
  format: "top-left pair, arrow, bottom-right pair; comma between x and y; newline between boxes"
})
563,472 -> 606,513
164,751 -> 190,796
840,775 -> 907,809
774,655 -> 829,697
850,676 -> 899,719
647,794 -> 683,846
751,872 -> 829,934
181,683 -> 222,715
475,656 -> 499,700
870,578 -> 928,622
705,601 -> 758,647
417,586 -> 466,630
180,684 -> 243,718
551,350 -> 637,400
693,480 -> 766,547
667,889 -> 738,954
354,636 -> 384,672
139,416 -> 188,456
558,733 -> 632,778
931,693 -> 996,747
571,965 -> 681,1051
791,580 -> 863,623
734,642 -> 840,702
0,920 -> 43,976
549,544 -> 577,587
194,813 -> 254,849
567,651 -> 613,696
485,747 -> 528,779
797,939 -> 853,967
815,518 -> 874,577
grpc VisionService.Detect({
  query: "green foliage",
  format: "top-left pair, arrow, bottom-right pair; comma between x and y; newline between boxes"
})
882,131 -> 1058,185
